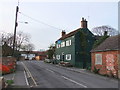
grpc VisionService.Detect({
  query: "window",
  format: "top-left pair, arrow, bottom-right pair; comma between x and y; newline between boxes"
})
56,44 -> 61,48
56,55 -> 60,60
69,40 -> 71,45
58,44 -> 61,48
66,40 -> 69,46
95,54 -> 102,65
56,44 -> 58,48
61,42 -> 65,47
66,40 -> 72,46
66,54 -> 71,60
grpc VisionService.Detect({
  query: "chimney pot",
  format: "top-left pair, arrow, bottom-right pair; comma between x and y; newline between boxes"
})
81,17 -> 87,28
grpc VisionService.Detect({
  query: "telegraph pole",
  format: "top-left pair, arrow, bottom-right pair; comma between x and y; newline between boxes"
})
12,5 -> 19,56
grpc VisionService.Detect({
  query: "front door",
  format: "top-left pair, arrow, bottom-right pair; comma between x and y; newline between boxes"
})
62,52 -> 64,61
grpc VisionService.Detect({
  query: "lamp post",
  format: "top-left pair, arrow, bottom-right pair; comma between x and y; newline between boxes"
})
12,6 -> 19,56
12,5 -> 28,56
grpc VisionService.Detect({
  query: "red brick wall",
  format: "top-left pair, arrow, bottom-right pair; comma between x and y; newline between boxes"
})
1,57 -> 16,65
91,50 -> 120,77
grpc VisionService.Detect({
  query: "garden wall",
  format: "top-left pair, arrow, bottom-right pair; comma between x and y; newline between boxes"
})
0,57 -> 16,74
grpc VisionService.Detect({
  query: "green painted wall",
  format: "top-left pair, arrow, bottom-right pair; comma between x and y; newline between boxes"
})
55,28 -> 95,68
55,36 -> 76,66
75,28 -> 95,68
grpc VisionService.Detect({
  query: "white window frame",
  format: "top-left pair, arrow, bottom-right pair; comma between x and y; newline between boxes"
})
66,40 -> 69,46
66,54 -> 71,60
56,44 -> 61,48
56,44 -> 59,48
58,44 -> 61,48
69,40 -> 71,45
95,54 -> 102,65
56,55 -> 60,60
61,42 -> 65,47
66,40 -> 72,46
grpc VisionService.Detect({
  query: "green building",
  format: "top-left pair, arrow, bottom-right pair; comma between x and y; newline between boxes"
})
55,18 -> 95,68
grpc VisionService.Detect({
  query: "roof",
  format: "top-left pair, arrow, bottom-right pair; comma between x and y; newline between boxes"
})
58,28 -> 80,40
94,35 -> 102,40
91,34 -> 120,52
56,28 -> 92,42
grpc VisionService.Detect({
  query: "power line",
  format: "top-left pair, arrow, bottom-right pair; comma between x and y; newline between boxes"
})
19,12 -> 64,31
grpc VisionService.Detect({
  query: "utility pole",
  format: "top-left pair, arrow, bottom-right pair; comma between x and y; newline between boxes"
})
12,6 -> 19,56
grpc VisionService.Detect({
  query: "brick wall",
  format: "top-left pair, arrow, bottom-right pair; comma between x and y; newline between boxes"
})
0,57 -> 16,74
91,50 -> 120,78
0,57 -> 16,65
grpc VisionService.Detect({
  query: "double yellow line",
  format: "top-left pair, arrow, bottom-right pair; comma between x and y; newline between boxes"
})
21,62 -> 38,87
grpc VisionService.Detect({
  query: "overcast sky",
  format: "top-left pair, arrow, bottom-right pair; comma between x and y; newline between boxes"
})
0,0 -> 118,51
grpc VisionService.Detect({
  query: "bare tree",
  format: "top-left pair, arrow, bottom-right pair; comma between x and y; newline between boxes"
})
21,43 -> 35,51
16,31 -> 31,51
0,32 -> 13,46
21,43 -> 35,58
91,25 -> 118,36
0,31 -> 31,51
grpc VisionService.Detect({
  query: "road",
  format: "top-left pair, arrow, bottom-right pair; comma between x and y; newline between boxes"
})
20,60 -> 118,88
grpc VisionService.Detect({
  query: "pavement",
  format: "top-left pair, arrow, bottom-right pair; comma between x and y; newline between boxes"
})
3,61 -> 28,88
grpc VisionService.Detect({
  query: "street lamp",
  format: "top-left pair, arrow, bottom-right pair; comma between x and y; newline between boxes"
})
12,6 -> 19,56
18,21 -> 28,24
12,5 -> 28,56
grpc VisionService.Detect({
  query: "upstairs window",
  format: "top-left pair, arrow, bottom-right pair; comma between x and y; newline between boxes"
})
66,40 -> 72,46
56,44 -> 59,48
61,42 -> 65,47
56,44 -> 61,48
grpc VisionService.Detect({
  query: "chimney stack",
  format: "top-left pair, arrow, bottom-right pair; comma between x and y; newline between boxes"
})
81,17 -> 87,28
61,30 -> 66,37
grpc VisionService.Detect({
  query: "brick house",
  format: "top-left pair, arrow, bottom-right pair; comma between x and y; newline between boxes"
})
35,51 -> 47,60
55,18 -> 95,68
91,35 -> 120,78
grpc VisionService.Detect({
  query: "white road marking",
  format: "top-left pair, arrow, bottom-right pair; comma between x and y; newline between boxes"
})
46,69 -> 55,73
24,71 -> 29,86
61,76 -> 87,88
12,73 -> 16,80
21,62 -> 38,86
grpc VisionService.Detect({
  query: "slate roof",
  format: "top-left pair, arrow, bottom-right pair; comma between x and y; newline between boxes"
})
91,34 -> 120,52
58,28 -> 80,40
57,28 -> 93,42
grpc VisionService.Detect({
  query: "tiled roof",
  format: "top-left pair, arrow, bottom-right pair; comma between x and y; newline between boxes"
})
91,34 -> 120,52
57,28 -> 92,42
58,28 -> 80,40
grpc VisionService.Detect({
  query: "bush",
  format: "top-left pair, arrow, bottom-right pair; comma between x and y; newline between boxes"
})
59,61 -> 73,67
6,80 -> 14,86
44,59 -> 51,63
93,66 -> 100,74
86,67 -> 91,70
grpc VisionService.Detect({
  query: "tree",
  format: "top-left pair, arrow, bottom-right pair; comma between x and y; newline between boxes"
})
20,43 -> 35,59
0,31 -> 31,51
21,43 -> 35,51
47,44 -> 55,59
15,31 -> 30,51
0,31 -> 34,57
93,35 -> 109,48
91,25 -> 118,36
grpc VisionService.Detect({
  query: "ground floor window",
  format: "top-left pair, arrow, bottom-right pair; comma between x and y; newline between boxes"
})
56,55 -> 60,60
95,54 -> 102,65
66,54 -> 71,60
